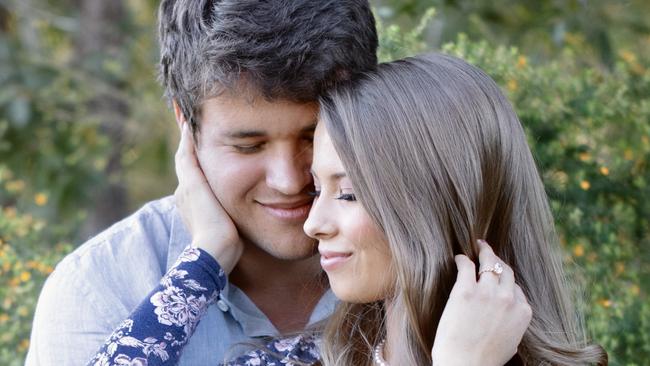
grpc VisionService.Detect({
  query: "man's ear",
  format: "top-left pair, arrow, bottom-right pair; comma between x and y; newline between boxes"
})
172,99 -> 186,130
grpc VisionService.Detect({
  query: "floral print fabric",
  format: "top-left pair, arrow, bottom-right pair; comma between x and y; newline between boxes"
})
225,334 -> 320,366
87,246 -> 321,366
88,247 -> 225,366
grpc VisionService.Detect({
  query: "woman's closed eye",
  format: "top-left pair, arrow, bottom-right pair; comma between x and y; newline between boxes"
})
336,192 -> 357,202
307,190 -> 356,202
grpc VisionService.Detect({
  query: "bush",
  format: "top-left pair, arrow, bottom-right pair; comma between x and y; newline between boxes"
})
440,34 -> 649,364
378,11 -> 649,364
0,165 -> 73,366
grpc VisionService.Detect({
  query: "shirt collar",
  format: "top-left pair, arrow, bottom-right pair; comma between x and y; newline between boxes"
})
167,202 -> 337,338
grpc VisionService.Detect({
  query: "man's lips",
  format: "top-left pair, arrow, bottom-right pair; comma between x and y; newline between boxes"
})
319,249 -> 353,271
258,199 -> 312,221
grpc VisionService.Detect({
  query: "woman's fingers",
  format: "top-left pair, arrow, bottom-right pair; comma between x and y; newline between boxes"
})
477,240 -> 515,291
454,254 -> 477,288
477,239 -> 500,287
175,123 -> 201,186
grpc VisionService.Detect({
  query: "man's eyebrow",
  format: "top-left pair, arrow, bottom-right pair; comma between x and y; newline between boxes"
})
225,122 -> 316,139
225,130 -> 267,139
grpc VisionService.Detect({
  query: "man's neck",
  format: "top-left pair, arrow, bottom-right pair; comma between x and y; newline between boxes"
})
229,244 -> 328,334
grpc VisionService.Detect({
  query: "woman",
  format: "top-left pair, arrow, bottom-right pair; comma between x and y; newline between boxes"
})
311,53 -> 606,365
89,52 -> 606,365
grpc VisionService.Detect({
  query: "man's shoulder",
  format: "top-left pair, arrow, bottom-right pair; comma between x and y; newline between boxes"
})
75,196 -> 176,253
52,196 -> 186,294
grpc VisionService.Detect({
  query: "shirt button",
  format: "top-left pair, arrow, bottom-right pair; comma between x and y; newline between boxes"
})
216,299 -> 229,312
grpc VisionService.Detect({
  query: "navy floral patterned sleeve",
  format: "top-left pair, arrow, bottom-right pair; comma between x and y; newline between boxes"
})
87,246 -> 322,366
88,246 -> 226,366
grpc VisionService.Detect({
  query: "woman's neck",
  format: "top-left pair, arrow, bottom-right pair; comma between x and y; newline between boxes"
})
383,299 -> 401,365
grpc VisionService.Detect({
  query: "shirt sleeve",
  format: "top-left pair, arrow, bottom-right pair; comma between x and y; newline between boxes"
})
87,246 -> 227,366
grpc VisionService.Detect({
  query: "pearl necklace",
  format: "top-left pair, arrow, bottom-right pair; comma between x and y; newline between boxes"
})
373,338 -> 389,366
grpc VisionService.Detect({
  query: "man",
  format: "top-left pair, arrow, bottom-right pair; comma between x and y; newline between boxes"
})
26,0 -> 378,364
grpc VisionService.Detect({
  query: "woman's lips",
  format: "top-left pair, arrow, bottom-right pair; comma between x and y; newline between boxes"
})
259,201 -> 312,221
319,249 -> 353,271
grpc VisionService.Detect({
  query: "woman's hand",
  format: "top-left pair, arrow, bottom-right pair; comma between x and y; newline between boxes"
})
431,240 -> 532,366
174,123 -> 244,273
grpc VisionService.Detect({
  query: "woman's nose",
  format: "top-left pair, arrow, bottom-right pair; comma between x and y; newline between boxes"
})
303,198 -> 337,240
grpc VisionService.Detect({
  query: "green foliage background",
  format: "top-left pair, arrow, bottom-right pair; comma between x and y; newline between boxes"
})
0,1 -> 648,365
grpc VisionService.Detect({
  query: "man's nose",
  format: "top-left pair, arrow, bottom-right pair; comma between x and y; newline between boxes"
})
265,147 -> 311,195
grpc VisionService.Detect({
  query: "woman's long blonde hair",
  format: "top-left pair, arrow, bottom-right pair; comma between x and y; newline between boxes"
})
317,53 -> 607,365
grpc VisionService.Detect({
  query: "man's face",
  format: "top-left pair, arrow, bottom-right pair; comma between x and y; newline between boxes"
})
194,94 -> 318,260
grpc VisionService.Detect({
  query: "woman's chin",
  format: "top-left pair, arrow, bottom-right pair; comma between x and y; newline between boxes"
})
329,278 -> 386,304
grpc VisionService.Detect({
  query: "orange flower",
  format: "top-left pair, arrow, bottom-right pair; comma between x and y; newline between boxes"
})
598,299 -> 612,308
34,192 -> 48,206
580,181 -> 590,190
20,271 -> 31,282
599,167 -> 609,176
18,339 -> 29,352
573,244 -> 585,257
516,55 -> 527,69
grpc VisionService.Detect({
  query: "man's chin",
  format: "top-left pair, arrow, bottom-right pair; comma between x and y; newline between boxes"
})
262,239 -> 319,261
240,230 -> 318,261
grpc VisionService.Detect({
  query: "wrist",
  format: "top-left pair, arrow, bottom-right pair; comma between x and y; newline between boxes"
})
431,348 -> 482,366
191,238 -> 242,274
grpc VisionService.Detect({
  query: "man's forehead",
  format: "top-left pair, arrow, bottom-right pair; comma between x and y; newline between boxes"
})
197,94 -> 318,138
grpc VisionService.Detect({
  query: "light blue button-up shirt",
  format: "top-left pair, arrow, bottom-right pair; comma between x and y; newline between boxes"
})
26,196 -> 336,365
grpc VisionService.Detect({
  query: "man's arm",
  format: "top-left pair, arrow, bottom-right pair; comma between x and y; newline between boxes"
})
26,202 -> 177,365
26,255 -> 118,365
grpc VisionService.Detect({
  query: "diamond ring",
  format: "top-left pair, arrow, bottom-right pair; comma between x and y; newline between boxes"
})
478,262 -> 504,277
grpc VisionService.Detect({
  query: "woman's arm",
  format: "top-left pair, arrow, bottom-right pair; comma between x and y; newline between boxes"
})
87,246 -> 226,366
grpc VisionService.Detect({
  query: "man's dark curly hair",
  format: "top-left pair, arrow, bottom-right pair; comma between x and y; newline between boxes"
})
158,0 -> 378,129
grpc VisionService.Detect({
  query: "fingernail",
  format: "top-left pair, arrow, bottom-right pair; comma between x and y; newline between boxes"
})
477,239 -> 488,246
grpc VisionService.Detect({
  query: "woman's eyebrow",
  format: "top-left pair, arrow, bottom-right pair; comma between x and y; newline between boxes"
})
309,170 -> 347,180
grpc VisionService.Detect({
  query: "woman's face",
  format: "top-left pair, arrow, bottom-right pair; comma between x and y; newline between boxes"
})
303,123 -> 395,303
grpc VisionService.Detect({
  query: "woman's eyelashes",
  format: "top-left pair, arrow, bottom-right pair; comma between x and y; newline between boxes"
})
307,189 -> 356,202
336,192 -> 357,202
